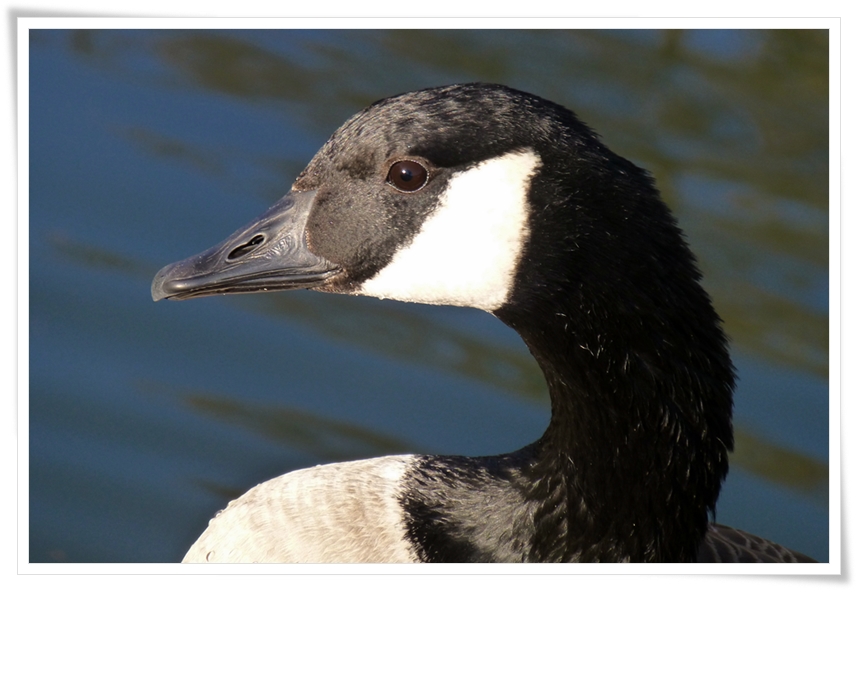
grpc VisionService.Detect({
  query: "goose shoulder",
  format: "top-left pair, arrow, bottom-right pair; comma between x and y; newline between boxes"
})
699,524 -> 816,563
183,455 -> 419,563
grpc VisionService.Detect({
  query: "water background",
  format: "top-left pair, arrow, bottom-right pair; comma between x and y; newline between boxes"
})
27,28 -> 830,563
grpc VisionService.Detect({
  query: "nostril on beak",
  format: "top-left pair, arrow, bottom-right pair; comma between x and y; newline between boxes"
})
227,234 -> 265,261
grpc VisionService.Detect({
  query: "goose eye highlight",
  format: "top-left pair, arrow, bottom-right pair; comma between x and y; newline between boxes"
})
387,160 -> 428,192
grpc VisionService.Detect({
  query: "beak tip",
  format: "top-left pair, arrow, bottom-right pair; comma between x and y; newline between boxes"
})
151,263 -> 178,302
151,276 -> 165,302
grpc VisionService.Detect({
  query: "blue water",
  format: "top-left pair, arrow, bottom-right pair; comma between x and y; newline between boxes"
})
27,29 -> 829,562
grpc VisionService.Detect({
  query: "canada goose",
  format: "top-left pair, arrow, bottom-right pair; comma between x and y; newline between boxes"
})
152,83 -> 814,563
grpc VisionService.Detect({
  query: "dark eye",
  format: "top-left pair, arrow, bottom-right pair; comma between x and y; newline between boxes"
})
387,160 -> 429,192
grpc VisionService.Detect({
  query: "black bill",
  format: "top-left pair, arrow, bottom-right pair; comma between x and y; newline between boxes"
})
151,190 -> 339,301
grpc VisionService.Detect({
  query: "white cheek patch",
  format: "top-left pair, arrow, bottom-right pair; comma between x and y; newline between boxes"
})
358,149 -> 541,311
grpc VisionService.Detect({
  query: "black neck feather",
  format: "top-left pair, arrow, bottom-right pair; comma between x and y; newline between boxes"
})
495,150 -> 735,562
